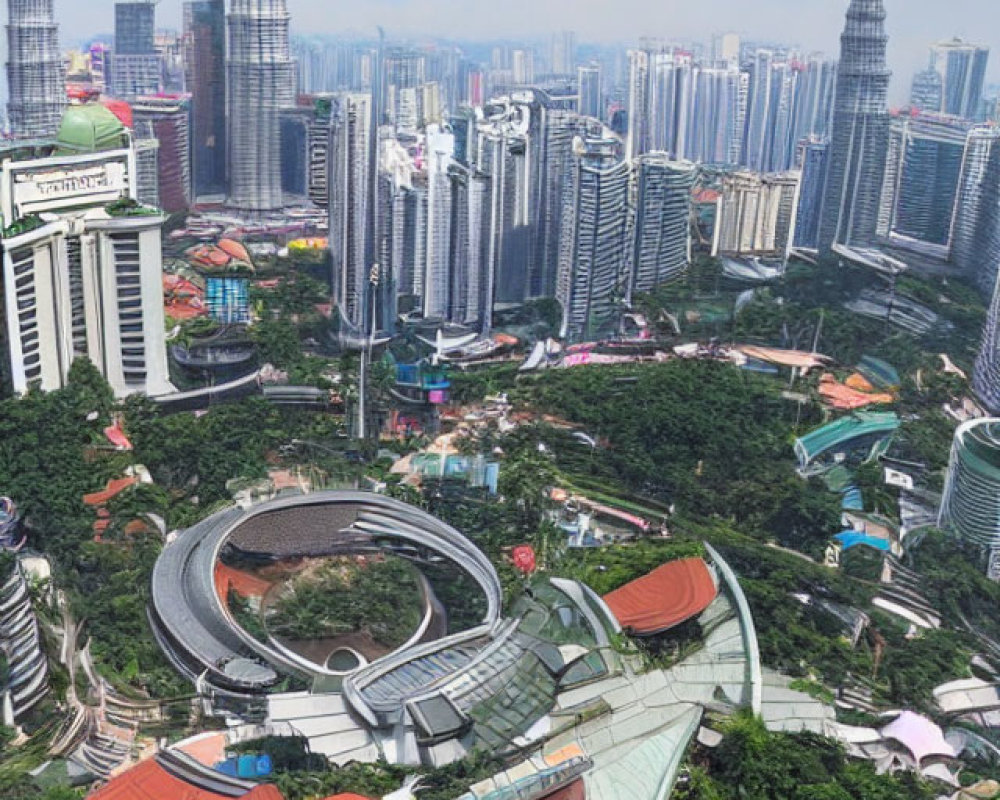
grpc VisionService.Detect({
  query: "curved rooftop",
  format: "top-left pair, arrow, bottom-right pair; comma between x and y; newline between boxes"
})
55,103 -> 128,153
939,419 -> 1000,554
602,558 -> 718,635
149,492 -> 503,694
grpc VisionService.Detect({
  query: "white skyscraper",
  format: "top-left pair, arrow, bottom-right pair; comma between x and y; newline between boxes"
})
227,0 -> 296,212
5,0 -> 66,139
329,94 -> 373,328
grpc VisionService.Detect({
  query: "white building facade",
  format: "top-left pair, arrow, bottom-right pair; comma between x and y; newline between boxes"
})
0,144 -> 172,398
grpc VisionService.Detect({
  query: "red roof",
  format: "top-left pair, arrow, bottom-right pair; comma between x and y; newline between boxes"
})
104,420 -> 134,451
214,562 -> 273,602
322,795 -> 373,800
101,98 -> 134,128
603,558 -> 718,635
541,780 -> 586,800
218,238 -> 252,264
88,758 -> 286,800
83,477 -> 138,507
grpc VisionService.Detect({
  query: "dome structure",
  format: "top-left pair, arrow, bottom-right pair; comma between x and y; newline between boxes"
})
55,103 -> 128,153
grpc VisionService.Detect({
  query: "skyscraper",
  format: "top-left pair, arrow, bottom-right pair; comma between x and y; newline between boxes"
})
939,419 -> 1000,579
329,94 -> 373,328
630,155 -> 697,296
423,126 -> 456,320
184,0 -> 227,198
689,65 -> 746,165
5,0 -> 66,139
551,31 -> 577,76
975,274 -> 1000,416
930,38 -> 990,120
578,64 -> 602,120
794,137 -> 829,250
557,135 -> 630,342
962,142 -> 1000,296
113,1 -> 161,98
625,50 -> 650,161
877,113 -> 997,261
818,0 -> 891,255
132,96 -> 193,214
227,0 -> 295,212
910,68 -> 943,113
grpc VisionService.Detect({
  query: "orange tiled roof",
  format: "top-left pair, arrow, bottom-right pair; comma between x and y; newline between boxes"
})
214,562 -> 273,602
604,558 -> 717,635
83,477 -> 138,507
88,757 -> 285,800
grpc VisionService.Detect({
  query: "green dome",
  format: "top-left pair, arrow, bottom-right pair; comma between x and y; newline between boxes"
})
55,104 -> 127,154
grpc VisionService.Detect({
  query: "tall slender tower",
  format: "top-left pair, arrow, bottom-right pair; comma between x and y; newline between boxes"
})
185,0 -> 227,198
6,0 -> 66,139
818,0 -> 891,255
975,271 -> 1000,416
227,0 -> 295,212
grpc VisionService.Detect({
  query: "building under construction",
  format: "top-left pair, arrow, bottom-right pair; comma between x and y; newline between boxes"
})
226,0 -> 295,212
5,0 -> 66,139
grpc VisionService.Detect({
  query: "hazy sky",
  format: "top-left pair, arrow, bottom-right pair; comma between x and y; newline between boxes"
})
49,0 -> 1000,102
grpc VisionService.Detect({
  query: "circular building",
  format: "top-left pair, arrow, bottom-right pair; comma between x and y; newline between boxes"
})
149,492 -> 503,697
939,419 -> 1000,577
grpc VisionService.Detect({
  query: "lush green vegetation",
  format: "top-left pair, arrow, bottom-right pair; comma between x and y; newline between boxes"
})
267,556 -> 423,647
675,712 -> 935,800
507,360 -> 841,552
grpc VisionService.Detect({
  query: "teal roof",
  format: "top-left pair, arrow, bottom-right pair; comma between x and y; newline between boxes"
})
795,412 -> 901,468
857,356 -> 901,390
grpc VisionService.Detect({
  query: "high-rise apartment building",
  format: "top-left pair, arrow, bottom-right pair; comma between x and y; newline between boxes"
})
794,137 -> 829,250
877,112 -> 998,262
648,51 -> 695,161
712,171 -> 801,261
930,38 -> 990,120
476,98 -> 536,312
0,105 -> 172,399
184,0 -> 227,198
578,64 -> 602,120
534,108 -> 585,299
6,0 -> 66,140
976,276 -> 1000,416
689,65 -> 746,165
951,127 -> 1000,287
939,419 -> 1000,579
447,163 -> 491,326
790,57 -> 837,147
423,126 -> 456,320
226,0 -> 295,212
113,1 -> 161,98
910,68 -> 944,113
629,155 -> 696,296
557,135 -> 630,342
512,50 -> 535,87
818,0 -> 891,255
742,50 -> 778,171
329,94 -> 373,328
962,143 -> 1000,296
551,31 -> 577,76
625,50 -> 650,161
132,96 -> 193,214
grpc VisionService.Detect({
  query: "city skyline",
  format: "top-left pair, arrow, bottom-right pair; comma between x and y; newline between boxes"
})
41,0 -> 1000,103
